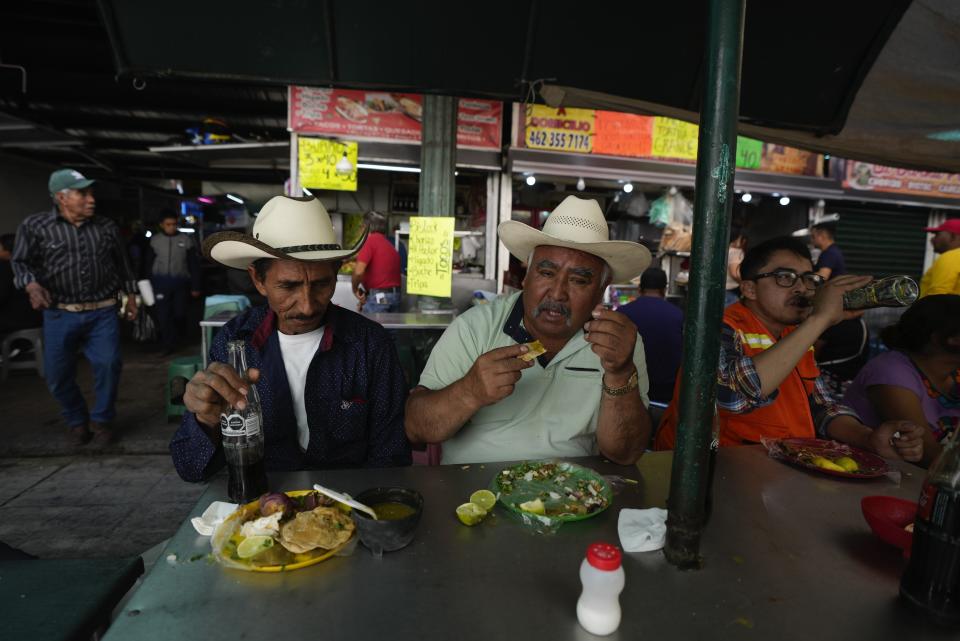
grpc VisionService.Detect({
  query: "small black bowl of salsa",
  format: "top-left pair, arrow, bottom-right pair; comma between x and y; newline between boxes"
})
351,487 -> 423,555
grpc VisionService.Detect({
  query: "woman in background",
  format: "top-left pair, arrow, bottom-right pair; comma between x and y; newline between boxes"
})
843,295 -> 960,466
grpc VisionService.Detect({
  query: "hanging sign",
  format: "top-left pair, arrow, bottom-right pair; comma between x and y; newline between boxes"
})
650,117 -> 699,160
519,106 -> 821,176
407,217 -> 455,297
298,138 -> 358,192
841,161 -> 960,199
289,87 -> 502,150
524,104 -> 595,153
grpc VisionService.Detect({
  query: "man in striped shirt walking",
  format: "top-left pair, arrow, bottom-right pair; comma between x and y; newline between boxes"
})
12,169 -> 138,446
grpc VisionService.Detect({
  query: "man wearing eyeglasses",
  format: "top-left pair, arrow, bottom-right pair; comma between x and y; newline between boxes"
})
655,236 -> 924,462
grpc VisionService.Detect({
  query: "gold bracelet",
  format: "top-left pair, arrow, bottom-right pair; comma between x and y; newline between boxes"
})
602,369 -> 639,396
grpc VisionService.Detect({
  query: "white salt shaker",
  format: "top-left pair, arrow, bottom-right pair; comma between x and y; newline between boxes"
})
576,542 -> 625,635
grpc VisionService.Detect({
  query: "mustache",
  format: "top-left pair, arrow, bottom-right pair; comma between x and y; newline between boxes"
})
533,300 -> 572,326
788,296 -> 812,307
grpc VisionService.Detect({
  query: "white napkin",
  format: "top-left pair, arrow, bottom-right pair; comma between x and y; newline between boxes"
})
618,508 -> 668,552
191,501 -> 238,536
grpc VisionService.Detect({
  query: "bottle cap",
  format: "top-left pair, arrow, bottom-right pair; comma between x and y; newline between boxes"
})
586,542 -> 622,571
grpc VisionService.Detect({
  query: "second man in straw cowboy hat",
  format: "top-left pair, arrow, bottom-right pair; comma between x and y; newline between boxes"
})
170,196 -> 411,482
405,196 -> 654,465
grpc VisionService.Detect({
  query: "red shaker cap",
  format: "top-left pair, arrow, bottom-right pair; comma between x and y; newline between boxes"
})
586,542 -> 622,571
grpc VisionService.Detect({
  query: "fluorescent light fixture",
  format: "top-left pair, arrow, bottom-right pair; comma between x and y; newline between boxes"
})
525,174 -> 536,186
927,130 -> 960,141
741,193 -> 753,203
145,230 -> 152,238
175,181 -> 183,195
356,163 -> 420,173
623,182 -> 634,193
779,196 -> 791,206
177,227 -> 196,233
196,196 -> 214,204
576,177 -> 586,191
226,193 -> 243,204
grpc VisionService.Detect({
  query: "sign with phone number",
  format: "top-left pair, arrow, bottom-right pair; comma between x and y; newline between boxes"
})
524,105 -> 595,153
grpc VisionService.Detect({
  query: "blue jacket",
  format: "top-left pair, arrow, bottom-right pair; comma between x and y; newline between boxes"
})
170,304 -> 411,481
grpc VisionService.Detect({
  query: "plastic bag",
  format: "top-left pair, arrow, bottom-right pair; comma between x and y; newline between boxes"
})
648,196 -> 671,228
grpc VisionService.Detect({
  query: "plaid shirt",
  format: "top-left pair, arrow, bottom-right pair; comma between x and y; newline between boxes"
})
717,322 -> 860,436
12,208 -> 136,304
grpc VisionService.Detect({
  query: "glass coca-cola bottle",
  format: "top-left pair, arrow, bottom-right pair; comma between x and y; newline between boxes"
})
843,275 -> 918,310
220,340 -> 268,503
900,428 -> 960,624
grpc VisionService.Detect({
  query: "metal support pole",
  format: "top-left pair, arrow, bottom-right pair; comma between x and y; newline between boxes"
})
419,94 -> 457,217
664,0 -> 745,569
417,94 -> 458,309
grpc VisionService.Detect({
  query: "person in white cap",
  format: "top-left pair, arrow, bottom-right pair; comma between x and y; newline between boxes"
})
170,196 -> 411,482
405,196 -> 653,465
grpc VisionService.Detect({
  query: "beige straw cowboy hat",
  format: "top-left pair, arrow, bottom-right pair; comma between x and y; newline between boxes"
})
204,195 -> 367,270
498,195 -> 651,282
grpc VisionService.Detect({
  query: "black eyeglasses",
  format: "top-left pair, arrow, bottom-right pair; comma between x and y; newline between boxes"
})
750,270 -> 824,290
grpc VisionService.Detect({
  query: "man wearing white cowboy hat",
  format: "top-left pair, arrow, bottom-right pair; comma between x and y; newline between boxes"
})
170,196 -> 411,482
405,195 -> 653,465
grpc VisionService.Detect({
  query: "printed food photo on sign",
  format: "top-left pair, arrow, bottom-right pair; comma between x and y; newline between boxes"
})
336,96 -> 368,123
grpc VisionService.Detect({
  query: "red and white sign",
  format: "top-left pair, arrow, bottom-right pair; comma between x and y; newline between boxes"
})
289,87 -> 502,150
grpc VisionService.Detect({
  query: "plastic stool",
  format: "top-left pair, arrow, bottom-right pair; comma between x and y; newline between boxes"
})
166,355 -> 202,419
1,328 -> 44,381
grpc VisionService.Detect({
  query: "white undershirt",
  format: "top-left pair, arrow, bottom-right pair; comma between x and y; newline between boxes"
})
276,326 -> 325,451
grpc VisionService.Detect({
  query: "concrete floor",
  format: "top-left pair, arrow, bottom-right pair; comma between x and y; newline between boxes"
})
0,341 -> 209,559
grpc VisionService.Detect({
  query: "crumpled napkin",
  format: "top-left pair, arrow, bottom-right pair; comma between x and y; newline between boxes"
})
191,501 -> 238,536
618,508 -> 668,552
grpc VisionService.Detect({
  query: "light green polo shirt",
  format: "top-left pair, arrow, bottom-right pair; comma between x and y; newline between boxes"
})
417,292 -> 649,464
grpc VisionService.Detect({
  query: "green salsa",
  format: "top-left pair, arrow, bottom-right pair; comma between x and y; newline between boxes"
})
372,501 -> 416,520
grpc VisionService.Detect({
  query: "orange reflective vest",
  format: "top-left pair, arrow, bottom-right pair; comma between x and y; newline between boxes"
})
654,302 -> 819,450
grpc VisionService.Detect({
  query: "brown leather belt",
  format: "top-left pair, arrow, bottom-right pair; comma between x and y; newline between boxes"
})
55,298 -> 117,312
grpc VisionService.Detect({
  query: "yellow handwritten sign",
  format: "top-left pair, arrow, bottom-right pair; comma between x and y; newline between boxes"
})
524,104 -> 594,153
407,217 -> 455,297
650,117 -> 698,160
298,137 -> 358,191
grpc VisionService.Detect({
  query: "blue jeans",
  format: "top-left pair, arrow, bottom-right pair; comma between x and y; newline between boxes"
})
362,291 -> 401,313
42,306 -> 122,427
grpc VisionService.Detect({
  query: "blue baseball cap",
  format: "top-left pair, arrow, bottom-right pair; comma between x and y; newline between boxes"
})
49,169 -> 95,195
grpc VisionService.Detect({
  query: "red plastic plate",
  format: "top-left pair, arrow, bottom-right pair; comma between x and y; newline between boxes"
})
772,438 -> 890,478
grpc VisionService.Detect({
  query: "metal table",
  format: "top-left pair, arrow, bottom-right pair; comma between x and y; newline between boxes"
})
199,310 -> 240,369
198,311 -> 454,368
103,448 -> 952,640
361,311 -> 456,329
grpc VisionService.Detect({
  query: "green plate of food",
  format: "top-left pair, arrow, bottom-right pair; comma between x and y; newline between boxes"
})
491,460 -> 612,522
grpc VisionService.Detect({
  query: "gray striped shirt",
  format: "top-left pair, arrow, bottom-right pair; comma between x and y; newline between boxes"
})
12,208 -> 136,304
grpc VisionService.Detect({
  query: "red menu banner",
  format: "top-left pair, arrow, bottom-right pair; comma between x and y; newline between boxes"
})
289,87 -> 502,150
842,160 -> 960,199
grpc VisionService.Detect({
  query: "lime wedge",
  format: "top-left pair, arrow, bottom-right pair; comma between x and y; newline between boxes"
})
518,498 -> 545,515
237,534 -> 274,559
469,489 -> 497,512
456,502 -> 488,526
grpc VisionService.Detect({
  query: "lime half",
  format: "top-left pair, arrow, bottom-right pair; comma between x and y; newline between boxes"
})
469,489 -> 497,512
518,498 -> 545,515
456,502 -> 488,526
237,535 -> 274,559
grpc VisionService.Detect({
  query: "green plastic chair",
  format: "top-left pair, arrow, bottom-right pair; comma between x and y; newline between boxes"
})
166,355 -> 202,420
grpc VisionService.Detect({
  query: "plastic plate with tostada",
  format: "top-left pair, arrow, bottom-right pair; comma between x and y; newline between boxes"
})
212,489 -> 356,572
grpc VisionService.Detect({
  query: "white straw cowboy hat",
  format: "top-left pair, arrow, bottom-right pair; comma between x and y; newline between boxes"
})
498,195 -> 651,282
204,195 -> 368,270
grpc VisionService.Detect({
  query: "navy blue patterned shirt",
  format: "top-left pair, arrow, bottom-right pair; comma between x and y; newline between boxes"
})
170,304 -> 411,482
